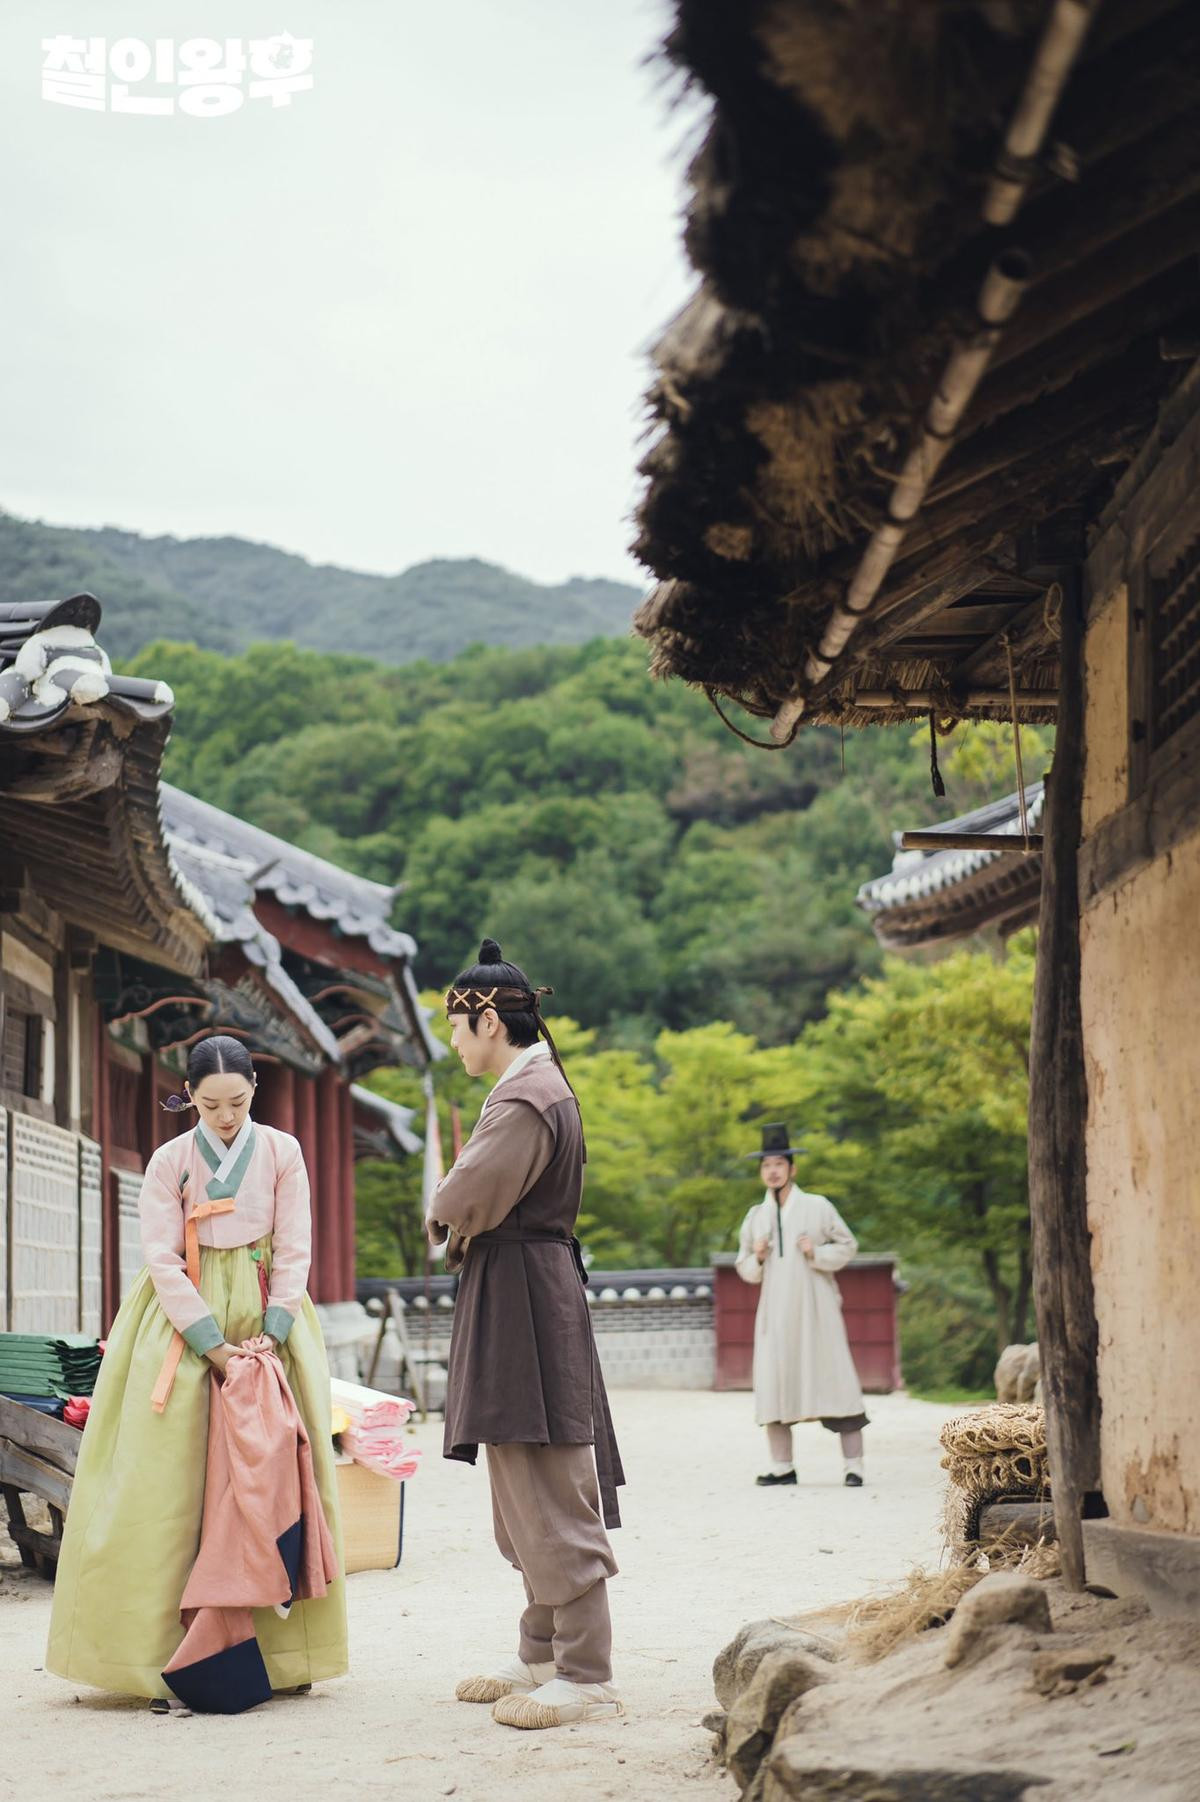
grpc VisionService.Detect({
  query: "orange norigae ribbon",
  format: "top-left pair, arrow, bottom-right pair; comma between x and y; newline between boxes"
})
150,1196 -> 238,1413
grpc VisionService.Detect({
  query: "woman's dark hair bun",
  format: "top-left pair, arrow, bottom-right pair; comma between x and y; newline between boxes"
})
478,938 -> 504,964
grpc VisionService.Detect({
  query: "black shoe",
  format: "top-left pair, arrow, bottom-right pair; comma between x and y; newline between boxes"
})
844,1471 -> 864,1488
755,1470 -> 797,1487
149,1699 -> 170,1715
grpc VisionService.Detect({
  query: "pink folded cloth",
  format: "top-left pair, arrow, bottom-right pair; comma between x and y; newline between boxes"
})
341,1425 -> 422,1482
330,1378 -> 414,1430
163,1338 -> 338,1712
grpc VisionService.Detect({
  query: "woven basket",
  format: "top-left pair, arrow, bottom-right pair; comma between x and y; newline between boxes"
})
336,1461 -> 404,1575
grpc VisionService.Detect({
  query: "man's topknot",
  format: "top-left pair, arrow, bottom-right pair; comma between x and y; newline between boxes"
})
478,938 -> 504,965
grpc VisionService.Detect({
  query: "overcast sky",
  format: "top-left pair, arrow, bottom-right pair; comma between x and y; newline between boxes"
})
0,2 -> 698,586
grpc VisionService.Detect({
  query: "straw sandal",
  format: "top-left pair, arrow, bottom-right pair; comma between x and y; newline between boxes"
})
455,1656 -> 554,1704
492,1677 -> 624,1729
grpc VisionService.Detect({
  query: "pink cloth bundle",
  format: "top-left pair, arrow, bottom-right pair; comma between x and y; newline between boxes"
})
330,1378 -> 420,1482
340,1427 -> 422,1481
164,1338 -> 338,1712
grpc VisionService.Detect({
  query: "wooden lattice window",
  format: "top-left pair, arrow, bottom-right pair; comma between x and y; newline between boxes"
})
2,1007 -> 43,1099
1149,535 -> 1200,754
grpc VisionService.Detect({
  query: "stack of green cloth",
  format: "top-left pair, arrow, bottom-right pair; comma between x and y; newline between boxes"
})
0,1332 -> 103,1401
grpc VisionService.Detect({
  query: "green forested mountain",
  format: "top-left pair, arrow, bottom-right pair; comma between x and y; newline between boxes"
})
132,634 -> 1051,1047
0,509 -> 642,664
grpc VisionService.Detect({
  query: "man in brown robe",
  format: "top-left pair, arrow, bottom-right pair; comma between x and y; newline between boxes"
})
426,938 -> 624,1730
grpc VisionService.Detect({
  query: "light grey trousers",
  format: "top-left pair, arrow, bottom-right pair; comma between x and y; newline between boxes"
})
767,1421 -> 864,1465
486,1441 -> 618,1684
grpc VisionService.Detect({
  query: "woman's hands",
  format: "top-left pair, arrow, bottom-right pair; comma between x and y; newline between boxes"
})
205,1342 -> 237,1374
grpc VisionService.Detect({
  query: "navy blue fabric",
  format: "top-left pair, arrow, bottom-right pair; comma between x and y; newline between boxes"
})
164,1635 -> 272,1714
275,1517 -> 302,1608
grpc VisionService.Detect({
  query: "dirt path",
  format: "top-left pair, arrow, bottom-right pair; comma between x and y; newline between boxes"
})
0,1390 -> 955,1802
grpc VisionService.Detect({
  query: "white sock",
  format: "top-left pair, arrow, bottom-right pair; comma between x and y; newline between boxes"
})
770,1461 -> 795,1478
844,1456 -> 864,1478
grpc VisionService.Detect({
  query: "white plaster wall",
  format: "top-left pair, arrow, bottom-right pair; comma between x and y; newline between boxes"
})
1081,832 -> 1200,1533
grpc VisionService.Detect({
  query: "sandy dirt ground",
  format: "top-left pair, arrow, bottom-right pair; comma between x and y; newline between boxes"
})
0,1389 -> 956,1802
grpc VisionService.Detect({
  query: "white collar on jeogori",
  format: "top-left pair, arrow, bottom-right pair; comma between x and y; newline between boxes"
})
196,1114 -> 255,1184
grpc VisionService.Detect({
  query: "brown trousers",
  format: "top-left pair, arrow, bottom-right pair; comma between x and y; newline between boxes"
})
486,1442 -> 618,1684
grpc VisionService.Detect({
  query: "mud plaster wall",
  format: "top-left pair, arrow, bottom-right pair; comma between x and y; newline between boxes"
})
1080,580 -> 1200,1535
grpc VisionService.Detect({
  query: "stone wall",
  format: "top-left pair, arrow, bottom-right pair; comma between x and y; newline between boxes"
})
356,1274 -> 717,1392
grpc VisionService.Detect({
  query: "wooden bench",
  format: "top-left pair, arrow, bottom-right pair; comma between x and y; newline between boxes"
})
0,1395 -> 80,1577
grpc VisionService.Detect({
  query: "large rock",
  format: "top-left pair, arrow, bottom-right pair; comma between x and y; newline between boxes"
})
725,1649 -> 831,1793
1016,1343 -> 1040,1403
765,1743 -> 1048,1801
944,1573 -> 1052,1669
994,1343 -> 1029,1403
714,1618 -> 838,1709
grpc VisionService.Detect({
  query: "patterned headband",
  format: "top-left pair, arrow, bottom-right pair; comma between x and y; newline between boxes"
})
444,984 -> 554,1015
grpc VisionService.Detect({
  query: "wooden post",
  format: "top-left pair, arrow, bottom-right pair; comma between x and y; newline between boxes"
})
316,1070 -> 342,1304
339,1082 -> 356,1303
294,1075 -> 320,1300
274,1065 -> 296,1136
1027,565 -> 1101,1589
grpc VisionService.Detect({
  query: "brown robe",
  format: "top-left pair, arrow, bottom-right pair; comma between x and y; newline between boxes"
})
429,1052 -> 625,1528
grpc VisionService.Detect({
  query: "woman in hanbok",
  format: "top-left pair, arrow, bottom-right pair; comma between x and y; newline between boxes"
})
735,1122 -> 868,1488
47,1035 -> 347,1707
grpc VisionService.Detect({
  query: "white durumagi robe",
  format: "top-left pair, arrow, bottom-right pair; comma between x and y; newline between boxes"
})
735,1186 -> 866,1426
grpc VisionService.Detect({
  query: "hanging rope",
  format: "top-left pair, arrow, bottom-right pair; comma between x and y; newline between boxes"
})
1003,634 -> 1031,851
928,709 -> 946,796
704,686 -> 798,749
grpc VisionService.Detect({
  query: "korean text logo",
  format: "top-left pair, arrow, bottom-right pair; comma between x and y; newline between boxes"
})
41,33 -> 314,116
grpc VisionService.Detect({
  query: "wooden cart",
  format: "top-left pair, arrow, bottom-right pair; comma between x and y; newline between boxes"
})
0,1395 -> 80,1577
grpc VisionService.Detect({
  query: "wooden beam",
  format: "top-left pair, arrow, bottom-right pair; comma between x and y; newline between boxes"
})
899,832 -> 1043,853
978,1501 -> 1057,1548
0,1441 -> 74,1514
954,592 -> 1057,685
854,689 -> 1055,711
0,1396 -> 80,1473
1027,566 -> 1101,1590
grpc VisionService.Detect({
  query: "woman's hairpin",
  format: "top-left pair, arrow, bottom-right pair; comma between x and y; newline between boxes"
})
159,1092 -> 195,1113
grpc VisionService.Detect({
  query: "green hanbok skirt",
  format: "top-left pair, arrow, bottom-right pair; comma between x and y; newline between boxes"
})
46,1238 -> 348,1700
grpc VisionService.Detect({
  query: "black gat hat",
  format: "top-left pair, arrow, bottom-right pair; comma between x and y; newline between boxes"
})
745,1121 -> 803,1159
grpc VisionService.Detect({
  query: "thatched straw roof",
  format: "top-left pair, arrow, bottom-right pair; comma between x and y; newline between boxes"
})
635,0 -> 1200,735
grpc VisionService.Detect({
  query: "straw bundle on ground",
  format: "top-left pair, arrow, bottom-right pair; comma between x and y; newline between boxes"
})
940,1402 -> 1049,1554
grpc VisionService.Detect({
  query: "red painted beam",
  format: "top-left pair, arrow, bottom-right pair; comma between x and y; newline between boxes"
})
254,896 -> 394,981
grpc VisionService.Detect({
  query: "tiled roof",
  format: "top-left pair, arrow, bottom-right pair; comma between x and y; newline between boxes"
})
161,785 -> 440,1067
164,830 -> 340,1062
160,785 -> 415,958
857,783 -> 1044,949
0,594 -> 174,732
351,1085 -> 422,1158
